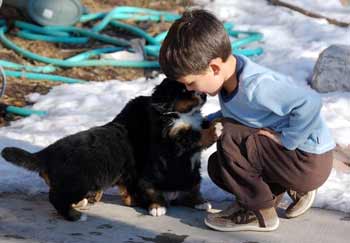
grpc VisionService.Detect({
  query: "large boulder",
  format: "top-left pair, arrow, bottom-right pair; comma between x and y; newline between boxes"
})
311,45 -> 350,93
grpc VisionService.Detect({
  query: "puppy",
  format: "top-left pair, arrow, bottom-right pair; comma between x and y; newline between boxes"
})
1,122 -> 135,221
114,78 -> 222,216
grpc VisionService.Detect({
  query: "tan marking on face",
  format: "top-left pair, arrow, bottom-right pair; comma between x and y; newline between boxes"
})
169,123 -> 191,138
174,98 -> 199,113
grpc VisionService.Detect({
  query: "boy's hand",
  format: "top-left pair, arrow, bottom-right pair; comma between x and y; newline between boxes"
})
257,129 -> 282,146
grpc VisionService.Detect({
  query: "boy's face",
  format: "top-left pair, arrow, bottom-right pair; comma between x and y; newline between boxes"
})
178,61 -> 225,96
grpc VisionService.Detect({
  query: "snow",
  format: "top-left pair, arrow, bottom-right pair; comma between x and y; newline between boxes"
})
1,0 -> 350,213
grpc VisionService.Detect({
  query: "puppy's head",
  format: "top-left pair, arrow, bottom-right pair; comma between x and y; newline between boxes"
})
151,78 -> 207,114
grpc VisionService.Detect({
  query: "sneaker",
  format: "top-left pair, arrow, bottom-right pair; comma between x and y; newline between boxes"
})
206,203 -> 241,222
285,189 -> 316,218
204,206 -> 279,232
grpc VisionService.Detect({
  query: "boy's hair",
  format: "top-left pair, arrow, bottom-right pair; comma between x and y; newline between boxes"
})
159,9 -> 232,80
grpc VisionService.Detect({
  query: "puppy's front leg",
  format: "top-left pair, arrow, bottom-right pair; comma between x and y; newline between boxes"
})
139,180 -> 167,216
146,187 -> 168,217
199,121 -> 223,148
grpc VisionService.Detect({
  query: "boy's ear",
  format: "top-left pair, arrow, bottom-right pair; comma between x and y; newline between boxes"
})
209,57 -> 223,75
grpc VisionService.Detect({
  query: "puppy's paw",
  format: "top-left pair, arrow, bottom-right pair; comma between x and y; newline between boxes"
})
72,198 -> 88,209
214,122 -> 223,137
195,201 -> 212,211
200,122 -> 222,148
149,204 -> 167,217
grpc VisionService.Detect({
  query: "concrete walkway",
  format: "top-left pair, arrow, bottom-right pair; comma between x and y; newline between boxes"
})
0,192 -> 349,243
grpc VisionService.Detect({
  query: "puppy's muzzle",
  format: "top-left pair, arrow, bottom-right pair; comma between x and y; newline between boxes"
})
195,92 -> 207,106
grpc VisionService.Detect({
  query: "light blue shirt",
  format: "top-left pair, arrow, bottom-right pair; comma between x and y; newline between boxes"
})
208,55 -> 335,154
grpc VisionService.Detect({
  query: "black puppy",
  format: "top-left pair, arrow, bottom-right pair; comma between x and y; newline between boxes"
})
115,78 -> 222,216
1,122 -> 135,221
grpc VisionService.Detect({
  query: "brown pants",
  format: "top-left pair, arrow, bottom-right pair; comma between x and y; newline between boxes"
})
208,119 -> 333,210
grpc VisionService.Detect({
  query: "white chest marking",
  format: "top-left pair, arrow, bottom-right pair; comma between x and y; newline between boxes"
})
172,111 -> 202,131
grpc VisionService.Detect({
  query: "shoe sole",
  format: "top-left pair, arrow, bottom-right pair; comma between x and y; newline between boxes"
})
204,218 -> 279,232
285,190 -> 316,218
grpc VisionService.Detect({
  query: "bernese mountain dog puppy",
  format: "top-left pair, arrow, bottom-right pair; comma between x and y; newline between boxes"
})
1,122 -> 136,221
114,78 -> 222,216
1,78 -> 221,220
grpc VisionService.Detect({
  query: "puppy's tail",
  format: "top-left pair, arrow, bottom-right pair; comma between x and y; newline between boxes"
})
1,147 -> 45,172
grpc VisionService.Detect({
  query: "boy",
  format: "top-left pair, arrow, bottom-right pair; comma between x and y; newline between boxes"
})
159,9 -> 335,232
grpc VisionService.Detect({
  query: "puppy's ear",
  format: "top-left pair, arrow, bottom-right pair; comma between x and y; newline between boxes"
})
152,78 -> 178,97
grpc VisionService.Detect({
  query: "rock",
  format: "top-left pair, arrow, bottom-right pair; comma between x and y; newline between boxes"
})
311,45 -> 350,93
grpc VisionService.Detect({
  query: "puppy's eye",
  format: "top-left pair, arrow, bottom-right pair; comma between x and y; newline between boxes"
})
181,89 -> 187,93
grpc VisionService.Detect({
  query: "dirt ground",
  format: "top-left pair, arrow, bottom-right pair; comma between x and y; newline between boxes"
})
0,0 -> 193,126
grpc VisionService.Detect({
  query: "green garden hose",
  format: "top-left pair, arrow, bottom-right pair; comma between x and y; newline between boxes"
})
0,6 -> 264,117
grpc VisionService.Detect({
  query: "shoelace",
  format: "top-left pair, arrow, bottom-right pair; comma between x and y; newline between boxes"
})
224,208 -> 256,224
